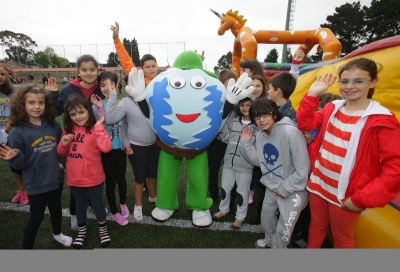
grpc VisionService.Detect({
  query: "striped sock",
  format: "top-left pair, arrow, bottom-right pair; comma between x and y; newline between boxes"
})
72,224 -> 86,249
99,223 -> 111,248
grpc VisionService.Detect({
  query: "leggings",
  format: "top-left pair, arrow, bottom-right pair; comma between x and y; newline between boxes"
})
307,192 -> 361,248
101,149 -> 127,214
22,183 -> 63,249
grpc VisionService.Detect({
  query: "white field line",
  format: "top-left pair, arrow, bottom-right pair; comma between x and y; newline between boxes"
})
0,202 -> 263,233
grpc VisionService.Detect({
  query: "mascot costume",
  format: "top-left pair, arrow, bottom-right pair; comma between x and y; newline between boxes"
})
126,51 -> 254,227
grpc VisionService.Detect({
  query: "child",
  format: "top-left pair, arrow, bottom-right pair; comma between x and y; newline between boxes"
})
250,51 -> 304,224
49,54 -> 105,231
111,22 -> 159,85
207,69 -> 238,201
293,92 -> 343,248
57,95 -> 112,249
105,73 -> 158,222
90,71 -> 131,226
212,95 -> 258,229
0,84 -> 72,249
240,97 -> 310,248
0,65 -> 28,205
296,57 -> 400,248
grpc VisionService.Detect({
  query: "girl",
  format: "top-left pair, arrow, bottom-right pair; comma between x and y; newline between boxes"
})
212,95 -> 258,229
0,65 -> 28,205
0,84 -> 72,249
105,72 -> 158,222
296,57 -> 400,248
49,54 -> 105,231
91,71 -> 131,226
240,97 -> 310,248
57,95 -> 112,249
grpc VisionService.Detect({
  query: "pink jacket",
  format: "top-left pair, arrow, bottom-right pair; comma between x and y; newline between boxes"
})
57,123 -> 112,187
297,95 -> 400,209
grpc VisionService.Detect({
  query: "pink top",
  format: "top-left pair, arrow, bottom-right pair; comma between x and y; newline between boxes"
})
57,123 -> 112,187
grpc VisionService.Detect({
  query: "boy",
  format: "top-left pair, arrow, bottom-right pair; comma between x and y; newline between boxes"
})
212,95 -> 258,229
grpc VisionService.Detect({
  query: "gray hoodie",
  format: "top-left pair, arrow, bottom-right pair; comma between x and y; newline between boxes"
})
240,117 -> 310,197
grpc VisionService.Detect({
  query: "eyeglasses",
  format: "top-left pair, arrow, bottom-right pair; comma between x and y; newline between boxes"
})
338,79 -> 371,86
254,112 -> 272,120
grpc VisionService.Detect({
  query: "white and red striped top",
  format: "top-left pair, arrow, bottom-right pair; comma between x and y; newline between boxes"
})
307,107 -> 364,206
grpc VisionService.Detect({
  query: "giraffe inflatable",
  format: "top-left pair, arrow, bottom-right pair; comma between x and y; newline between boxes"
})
211,9 -> 342,77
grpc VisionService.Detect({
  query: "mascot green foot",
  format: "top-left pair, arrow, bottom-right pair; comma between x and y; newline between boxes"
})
151,207 -> 174,222
192,210 -> 212,228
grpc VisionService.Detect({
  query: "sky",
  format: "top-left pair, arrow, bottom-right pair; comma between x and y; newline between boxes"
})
0,0 -> 373,70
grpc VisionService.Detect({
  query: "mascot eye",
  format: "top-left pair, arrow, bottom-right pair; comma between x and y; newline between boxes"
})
169,76 -> 186,89
190,76 -> 206,89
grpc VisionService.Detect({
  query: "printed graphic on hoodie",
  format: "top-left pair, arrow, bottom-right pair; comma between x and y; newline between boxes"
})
66,133 -> 85,159
32,135 -> 57,153
261,143 -> 283,179
0,97 -> 11,123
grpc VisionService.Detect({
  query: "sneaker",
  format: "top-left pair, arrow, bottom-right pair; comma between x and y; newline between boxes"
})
120,204 -> 130,218
11,191 -> 21,203
53,233 -> 73,247
112,213 -> 128,226
255,239 -> 271,249
133,205 -> 143,221
71,215 -> 79,231
149,196 -> 157,203
248,190 -> 254,205
19,192 -> 29,205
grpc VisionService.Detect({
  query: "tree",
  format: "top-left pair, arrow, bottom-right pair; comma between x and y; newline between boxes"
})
122,38 -> 140,67
264,48 -> 279,63
105,52 -> 120,67
286,48 -> 293,63
364,0 -> 400,43
32,47 -> 69,68
214,51 -> 232,74
321,1 -> 367,55
0,30 -> 37,64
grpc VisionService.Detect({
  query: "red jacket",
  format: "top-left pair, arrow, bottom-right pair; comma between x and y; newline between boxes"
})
297,95 -> 400,209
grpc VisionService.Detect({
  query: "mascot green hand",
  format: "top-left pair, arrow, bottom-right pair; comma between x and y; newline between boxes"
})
127,50 -> 253,227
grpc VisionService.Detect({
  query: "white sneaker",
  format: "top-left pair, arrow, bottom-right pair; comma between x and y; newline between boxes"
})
255,239 -> 271,249
133,205 -> 143,221
54,233 -> 73,247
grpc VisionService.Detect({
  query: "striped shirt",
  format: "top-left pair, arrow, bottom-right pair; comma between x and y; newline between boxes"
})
307,107 -> 364,206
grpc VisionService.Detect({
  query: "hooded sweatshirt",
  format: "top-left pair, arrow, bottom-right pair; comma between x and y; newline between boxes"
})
7,118 -> 64,195
240,117 -> 310,197
50,78 -> 103,115
57,123 -> 112,188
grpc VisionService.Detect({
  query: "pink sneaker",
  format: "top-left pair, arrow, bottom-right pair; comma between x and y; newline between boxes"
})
120,204 -> 129,218
12,191 -> 21,203
112,213 -> 128,226
19,192 -> 29,205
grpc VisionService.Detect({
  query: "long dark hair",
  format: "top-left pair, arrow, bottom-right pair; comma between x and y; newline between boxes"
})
0,66 -> 14,95
63,95 -> 97,134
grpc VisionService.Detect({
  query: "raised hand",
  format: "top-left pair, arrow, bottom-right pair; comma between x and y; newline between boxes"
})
294,50 -> 305,61
226,72 -> 254,104
106,79 -> 116,93
90,94 -> 103,109
0,143 -> 19,160
96,115 -> 105,125
111,21 -> 119,41
45,77 -> 59,92
308,73 -> 337,97
240,126 -> 252,139
61,133 -> 74,146
125,67 -> 146,102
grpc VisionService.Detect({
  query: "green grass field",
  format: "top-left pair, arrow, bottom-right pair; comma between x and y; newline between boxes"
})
0,86 -> 310,249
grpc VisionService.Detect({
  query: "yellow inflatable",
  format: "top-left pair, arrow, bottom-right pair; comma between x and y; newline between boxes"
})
291,35 -> 400,122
